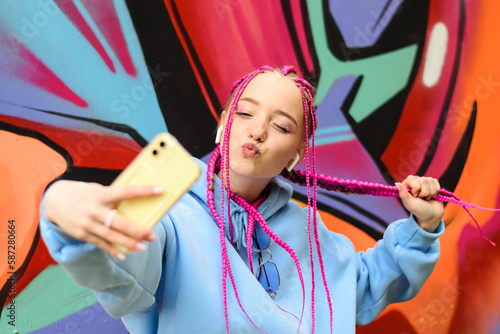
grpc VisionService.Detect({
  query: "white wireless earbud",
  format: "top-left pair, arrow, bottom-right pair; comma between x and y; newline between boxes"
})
215,127 -> 223,144
287,153 -> 300,172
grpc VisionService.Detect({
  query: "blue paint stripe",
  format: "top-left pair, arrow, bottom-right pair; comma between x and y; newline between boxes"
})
314,133 -> 356,146
315,124 -> 352,136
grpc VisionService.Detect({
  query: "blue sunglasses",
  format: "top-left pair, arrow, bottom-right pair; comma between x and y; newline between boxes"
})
252,228 -> 280,297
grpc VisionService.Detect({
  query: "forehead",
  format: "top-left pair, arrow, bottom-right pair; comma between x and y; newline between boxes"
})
239,72 -> 304,115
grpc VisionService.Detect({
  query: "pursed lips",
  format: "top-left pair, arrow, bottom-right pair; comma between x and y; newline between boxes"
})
241,142 -> 261,157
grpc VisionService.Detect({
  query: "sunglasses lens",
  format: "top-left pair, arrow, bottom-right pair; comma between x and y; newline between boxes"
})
256,261 -> 280,293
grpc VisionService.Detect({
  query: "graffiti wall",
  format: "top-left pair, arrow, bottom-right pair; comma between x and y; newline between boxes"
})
1,0 -> 499,333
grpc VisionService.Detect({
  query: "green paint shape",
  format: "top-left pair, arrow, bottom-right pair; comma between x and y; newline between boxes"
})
0,264 -> 98,333
306,0 -> 417,122
347,45 -> 417,122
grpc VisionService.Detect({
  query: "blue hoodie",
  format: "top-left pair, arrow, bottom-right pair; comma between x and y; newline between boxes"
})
40,159 -> 444,333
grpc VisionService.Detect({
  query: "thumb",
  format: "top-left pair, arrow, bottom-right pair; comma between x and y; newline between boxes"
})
105,185 -> 164,204
395,182 -> 413,204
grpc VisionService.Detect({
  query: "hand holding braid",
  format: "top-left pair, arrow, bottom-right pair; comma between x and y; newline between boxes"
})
396,176 -> 444,232
284,169 -> 497,245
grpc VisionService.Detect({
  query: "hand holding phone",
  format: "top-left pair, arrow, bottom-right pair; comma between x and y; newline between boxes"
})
111,133 -> 201,230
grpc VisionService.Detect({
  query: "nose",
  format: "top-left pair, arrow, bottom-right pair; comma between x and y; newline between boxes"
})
249,122 -> 267,142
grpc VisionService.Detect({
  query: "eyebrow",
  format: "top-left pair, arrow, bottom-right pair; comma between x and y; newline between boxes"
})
239,97 -> 298,127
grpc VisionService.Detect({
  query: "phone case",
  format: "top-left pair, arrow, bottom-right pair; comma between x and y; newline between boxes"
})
111,132 -> 201,230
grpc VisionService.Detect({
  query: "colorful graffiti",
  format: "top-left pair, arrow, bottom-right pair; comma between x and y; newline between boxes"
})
1,0 -> 499,333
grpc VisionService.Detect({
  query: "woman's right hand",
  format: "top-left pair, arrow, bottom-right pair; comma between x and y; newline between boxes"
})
44,180 -> 163,260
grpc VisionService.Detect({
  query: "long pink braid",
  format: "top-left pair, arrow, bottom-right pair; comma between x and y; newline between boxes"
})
206,146 -> 266,333
222,72 -> 260,245
282,67 -> 328,332
283,171 -> 498,246
229,191 -> 307,329
210,145 -> 306,332
220,65 -> 282,279
244,185 -> 267,275
294,77 -> 334,334
300,78 -> 317,332
219,70 -> 267,324
217,70 -> 264,330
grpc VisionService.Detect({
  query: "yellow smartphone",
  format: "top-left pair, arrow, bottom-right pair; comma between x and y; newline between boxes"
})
111,132 -> 200,230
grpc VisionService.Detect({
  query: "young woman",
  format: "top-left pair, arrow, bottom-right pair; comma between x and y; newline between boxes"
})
40,66 -> 444,333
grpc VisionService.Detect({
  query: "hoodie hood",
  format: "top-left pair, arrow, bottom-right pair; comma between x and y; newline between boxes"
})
188,158 -> 293,249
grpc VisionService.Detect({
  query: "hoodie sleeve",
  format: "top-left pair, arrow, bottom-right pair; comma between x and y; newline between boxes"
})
355,214 -> 444,325
39,192 -> 173,318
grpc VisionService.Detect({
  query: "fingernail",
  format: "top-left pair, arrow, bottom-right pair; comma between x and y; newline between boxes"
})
136,242 -> 146,252
153,186 -> 163,194
394,182 -> 401,191
116,253 -> 126,261
147,233 -> 156,242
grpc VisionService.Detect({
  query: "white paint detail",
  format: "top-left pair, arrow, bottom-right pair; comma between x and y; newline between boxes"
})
423,22 -> 448,87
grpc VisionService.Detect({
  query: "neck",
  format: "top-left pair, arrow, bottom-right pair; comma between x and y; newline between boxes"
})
217,169 -> 269,204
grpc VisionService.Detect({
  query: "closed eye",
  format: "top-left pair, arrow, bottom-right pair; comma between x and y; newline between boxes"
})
274,124 -> 290,133
235,110 -> 252,117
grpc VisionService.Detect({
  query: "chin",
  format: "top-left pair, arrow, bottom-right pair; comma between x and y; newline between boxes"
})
228,165 -> 270,180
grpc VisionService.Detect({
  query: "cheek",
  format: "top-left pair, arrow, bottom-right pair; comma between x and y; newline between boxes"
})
273,142 -> 298,163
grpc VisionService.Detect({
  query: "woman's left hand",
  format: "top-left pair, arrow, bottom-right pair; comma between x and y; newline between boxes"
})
396,175 -> 445,233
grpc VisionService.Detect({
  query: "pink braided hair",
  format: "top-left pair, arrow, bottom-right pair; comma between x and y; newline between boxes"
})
207,146 -> 266,333
208,66 -> 311,333
208,145 -> 306,334
284,170 -> 497,246
295,77 -> 333,334
206,65 -> 498,334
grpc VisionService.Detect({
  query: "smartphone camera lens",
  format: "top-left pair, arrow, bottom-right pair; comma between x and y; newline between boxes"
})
160,141 -> 165,148
153,149 -> 158,156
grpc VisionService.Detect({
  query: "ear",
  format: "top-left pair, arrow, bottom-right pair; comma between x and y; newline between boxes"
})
287,140 -> 307,172
297,140 -> 307,160
219,110 -> 228,125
